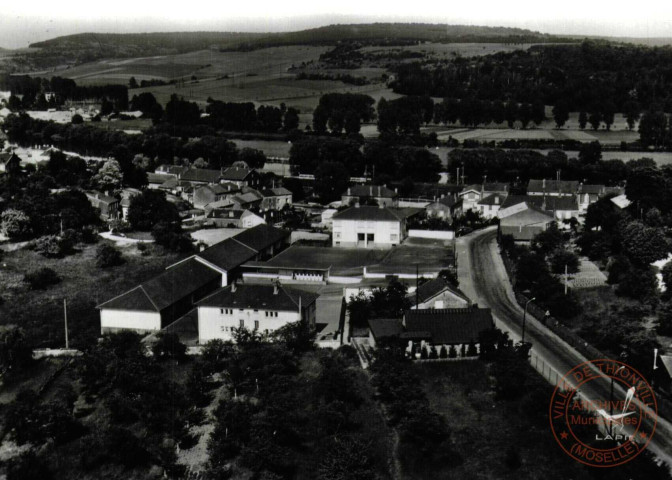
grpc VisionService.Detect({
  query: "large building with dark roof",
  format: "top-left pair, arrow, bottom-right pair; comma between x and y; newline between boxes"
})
97,224 -> 290,335
196,282 -> 318,343
97,258 -> 222,334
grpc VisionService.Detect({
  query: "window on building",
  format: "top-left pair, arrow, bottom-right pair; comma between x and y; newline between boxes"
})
367,233 -> 374,242
239,319 -> 244,328
357,233 -> 365,242
220,308 -> 224,314
254,320 -> 259,330
275,312 -> 279,318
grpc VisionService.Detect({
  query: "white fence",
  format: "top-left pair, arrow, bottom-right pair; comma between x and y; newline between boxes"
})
408,230 -> 455,240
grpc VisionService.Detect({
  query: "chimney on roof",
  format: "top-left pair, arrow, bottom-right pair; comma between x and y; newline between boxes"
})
495,196 -> 499,205
273,282 -> 279,295
395,187 -> 398,194
355,202 -> 360,208
347,187 -> 351,195
231,281 -> 237,293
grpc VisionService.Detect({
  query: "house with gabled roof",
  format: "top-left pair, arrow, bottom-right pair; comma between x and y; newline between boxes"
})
0,152 -> 21,175
410,276 -> 470,310
180,168 -> 224,185
458,183 -> 509,212
196,282 -> 319,343
261,187 -> 293,211
426,195 -> 461,220
402,306 -> 494,354
221,166 -> 261,188
205,208 -> 265,229
500,194 -> 580,222
331,205 -> 419,248
193,182 -> 241,209
86,190 -> 119,220
367,305 -> 494,354
499,203 -> 555,242
527,179 -> 579,197
97,257 -> 222,334
342,184 -> 399,207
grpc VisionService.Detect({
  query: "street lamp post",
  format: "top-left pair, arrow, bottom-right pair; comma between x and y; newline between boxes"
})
609,366 -> 626,436
521,297 -> 536,345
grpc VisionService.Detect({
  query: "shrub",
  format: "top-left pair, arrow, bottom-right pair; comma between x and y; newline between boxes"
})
24,267 -> 61,290
420,346 -> 428,359
548,249 -> 580,274
448,345 -> 457,358
460,344 -> 466,357
34,234 -> 73,258
656,302 -> 672,336
467,343 -> 478,356
95,243 -> 124,268
1,209 -> 33,239
429,346 -> 438,359
439,345 -> 448,358
152,332 -> 187,361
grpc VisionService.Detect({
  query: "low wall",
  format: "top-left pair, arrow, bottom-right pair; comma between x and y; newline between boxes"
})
408,229 -> 455,240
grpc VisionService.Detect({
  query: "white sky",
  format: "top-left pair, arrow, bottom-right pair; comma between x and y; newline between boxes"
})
1,0 -> 672,48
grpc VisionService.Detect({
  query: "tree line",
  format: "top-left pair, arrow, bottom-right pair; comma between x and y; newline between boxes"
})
1,74 -> 128,111
390,41 -> 672,114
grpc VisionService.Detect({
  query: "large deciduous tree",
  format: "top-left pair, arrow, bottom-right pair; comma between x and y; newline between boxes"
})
127,190 -> 180,231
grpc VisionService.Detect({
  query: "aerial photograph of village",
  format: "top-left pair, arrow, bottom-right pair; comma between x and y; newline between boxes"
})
1,1 -> 672,478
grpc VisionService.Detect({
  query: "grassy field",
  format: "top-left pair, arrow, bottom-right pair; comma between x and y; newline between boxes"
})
0,240 -> 184,348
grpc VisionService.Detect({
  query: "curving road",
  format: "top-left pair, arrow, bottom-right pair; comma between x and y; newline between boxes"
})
457,227 -> 672,468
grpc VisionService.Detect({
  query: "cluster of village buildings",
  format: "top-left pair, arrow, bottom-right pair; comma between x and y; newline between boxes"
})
81,157 -> 627,358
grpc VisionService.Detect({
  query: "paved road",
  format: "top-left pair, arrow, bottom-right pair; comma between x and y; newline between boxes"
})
458,227 -> 672,468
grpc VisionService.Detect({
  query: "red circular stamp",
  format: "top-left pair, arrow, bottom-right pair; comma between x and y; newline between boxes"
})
549,358 -> 657,467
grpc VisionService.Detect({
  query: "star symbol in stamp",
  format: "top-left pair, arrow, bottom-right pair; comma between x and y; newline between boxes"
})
639,432 -> 647,439
560,431 -> 569,440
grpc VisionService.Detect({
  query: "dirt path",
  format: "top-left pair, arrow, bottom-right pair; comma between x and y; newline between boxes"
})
177,382 -> 228,478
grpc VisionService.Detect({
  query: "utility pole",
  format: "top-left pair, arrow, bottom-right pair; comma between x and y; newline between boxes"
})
564,264 -> 568,295
63,298 -> 69,350
415,264 -> 419,309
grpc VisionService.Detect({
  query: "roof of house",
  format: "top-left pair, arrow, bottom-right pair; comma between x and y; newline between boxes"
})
499,204 -> 554,226
611,194 -> 631,209
413,277 -> 470,305
501,195 -> 578,212
262,187 -> 292,197
197,183 -> 240,196
343,184 -> 398,198
181,168 -> 222,184
435,196 -> 458,208
159,178 -> 179,189
86,191 -> 118,205
368,318 -> 404,339
221,166 -> 255,181
232,192 -> 263,205
156,165 -> 188,176
478,193 -> 507,206
527,179 -> 579,194
660,355 -> 672,377
0,153 -> 19,165
460,183 -> 509,195
332,205 -> 407,222
579,184 -> 606,195
98,258 -> 221,312
500,225 -> 547,241
197,238 -> 258,271
404,307 -> 494,344
197,283 -> 318,310
206,209 -> 246,220
234,223 -> 289,252
148,173 -> 167,185
194,224 -> 289,271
